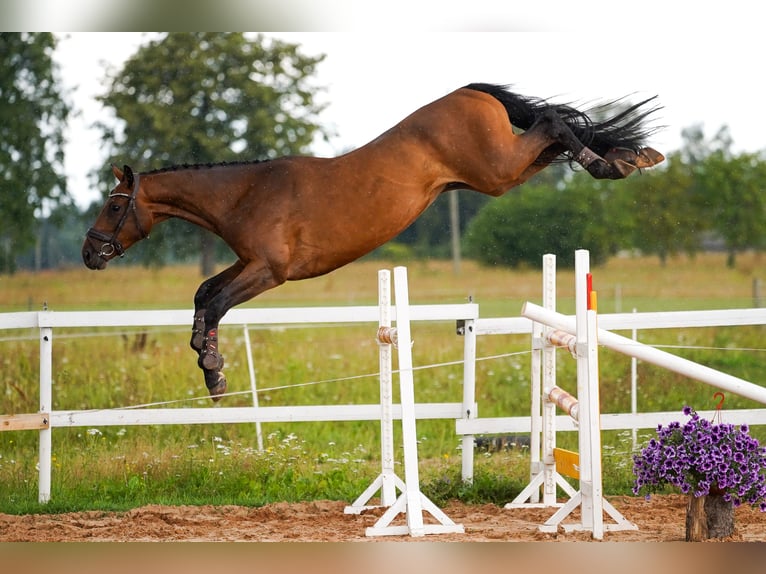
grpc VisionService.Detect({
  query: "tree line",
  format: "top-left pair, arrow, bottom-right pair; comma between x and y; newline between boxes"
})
3,33 -> 765,274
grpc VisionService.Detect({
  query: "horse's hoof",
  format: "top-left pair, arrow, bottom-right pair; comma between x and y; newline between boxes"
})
613,158 -> 637,178
206,371 -> 227,402
636,147 -> 664,168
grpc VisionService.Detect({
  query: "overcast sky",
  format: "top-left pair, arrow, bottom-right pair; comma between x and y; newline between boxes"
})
54,31 -> 766,209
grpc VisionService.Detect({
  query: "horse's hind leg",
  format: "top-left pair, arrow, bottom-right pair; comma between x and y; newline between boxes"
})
528,109 -> 663,180
577,145 -> 665,178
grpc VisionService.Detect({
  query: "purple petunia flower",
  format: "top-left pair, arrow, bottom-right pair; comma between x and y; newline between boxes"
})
633,407 -> 766,511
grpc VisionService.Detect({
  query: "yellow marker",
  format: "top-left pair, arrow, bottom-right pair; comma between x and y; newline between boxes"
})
553,447 -> 580,479
589,290 -> 598,312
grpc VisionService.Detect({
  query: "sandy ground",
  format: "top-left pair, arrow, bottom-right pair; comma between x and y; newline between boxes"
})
1,494 -> 766,542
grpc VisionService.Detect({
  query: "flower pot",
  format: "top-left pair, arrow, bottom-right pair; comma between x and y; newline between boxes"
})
686,492 -> 735,541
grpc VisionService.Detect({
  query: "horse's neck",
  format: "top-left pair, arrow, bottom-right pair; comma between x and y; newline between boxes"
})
144,169 -> 234,233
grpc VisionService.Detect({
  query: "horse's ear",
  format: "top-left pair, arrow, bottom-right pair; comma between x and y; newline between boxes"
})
111,164 -> 124,181
123,165 -> 134,188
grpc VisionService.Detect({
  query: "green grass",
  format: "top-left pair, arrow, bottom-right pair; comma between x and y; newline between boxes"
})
0,252 -> 765,514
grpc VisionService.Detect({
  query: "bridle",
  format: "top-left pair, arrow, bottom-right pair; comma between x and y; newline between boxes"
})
86,173 -> 149,258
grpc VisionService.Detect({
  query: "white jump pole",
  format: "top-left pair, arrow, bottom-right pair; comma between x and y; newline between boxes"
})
513,251 -> 634,538
365,266 -> 463,537
507,254 -> 578,509
521,303 -> 766,406
376,270 -> 399,507
574,249 -> 603,538
346,269 -> 405,514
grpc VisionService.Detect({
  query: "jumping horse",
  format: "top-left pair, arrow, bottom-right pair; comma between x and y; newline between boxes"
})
82,83 -> 664,400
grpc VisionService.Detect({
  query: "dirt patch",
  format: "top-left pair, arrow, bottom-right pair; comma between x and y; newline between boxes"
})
2,495 -> 766,542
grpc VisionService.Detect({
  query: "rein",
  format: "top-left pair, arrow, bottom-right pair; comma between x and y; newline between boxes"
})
86,173 -> 148,258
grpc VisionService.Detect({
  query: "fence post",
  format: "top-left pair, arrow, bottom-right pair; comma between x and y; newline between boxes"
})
460,316 -> 477,483
631,308 -> 639,450
38,322 -> 53,504
242,325 -> 264,452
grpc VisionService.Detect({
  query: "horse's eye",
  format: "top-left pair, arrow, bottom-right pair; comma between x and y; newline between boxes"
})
110,203 -> 122,213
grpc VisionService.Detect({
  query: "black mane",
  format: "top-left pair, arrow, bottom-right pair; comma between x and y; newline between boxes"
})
145,159 -> 270,175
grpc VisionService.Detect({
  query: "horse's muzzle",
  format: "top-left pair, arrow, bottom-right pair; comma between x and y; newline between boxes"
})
81,238 -> 108,270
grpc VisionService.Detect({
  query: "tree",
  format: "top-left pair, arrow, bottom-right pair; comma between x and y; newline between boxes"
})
697,151 -> 766,267
463,177 -> 615,269
622,152 -> 702,265
96,33 -> 328,275
0,33 -> 71,273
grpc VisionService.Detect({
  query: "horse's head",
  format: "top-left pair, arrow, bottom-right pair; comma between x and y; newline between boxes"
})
82,164 -> 153,270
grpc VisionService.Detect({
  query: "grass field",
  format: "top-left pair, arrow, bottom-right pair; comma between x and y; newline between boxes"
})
0,252 -> 764,513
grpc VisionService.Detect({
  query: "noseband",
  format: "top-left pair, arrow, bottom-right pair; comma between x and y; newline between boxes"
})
86,173 -> 149,258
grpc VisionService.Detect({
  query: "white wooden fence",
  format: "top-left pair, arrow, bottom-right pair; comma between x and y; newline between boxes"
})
0,301 -> 479,503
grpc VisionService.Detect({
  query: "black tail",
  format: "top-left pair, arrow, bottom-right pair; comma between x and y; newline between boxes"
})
464,83 -> 661,162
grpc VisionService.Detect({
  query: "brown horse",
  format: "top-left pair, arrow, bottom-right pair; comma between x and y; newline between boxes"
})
82,83 -> 663,400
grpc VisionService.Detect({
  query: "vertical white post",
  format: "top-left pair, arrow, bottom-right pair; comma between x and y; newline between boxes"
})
460,317 -> 476,483
631,309 -> 638,450
378,270 -> 397,505
392,266 -> 425,536
540,254 -> 557,505
347,269 -> 407,516
242,325 -> 264,452
507,253 -> 572,511
38,325 -> 53,504
529,320 -> 543,500
574,250 -> 593,529
366,267 -> 463,536
574,249 -> 604,539
366,266 -> 463,536
586,306 -> 604,539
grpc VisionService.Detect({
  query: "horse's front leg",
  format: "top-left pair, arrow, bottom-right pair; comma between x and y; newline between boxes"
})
190,261 -> 245,354
199,318 -> 227,399
194,261 -> 285,401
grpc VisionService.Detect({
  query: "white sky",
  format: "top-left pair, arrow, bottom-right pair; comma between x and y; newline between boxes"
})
54,32 -> 766,209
